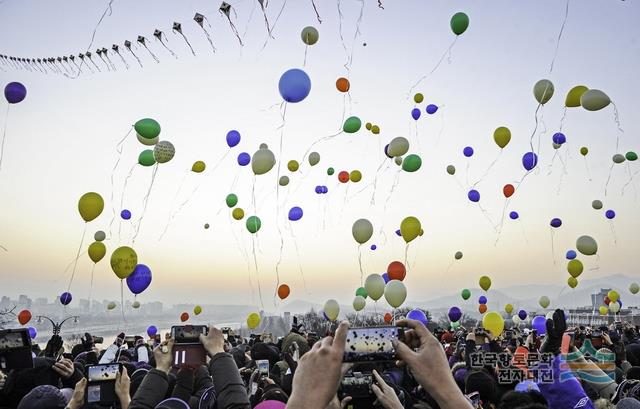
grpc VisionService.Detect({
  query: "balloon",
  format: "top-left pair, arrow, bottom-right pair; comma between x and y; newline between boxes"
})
604,296 -> 610,305
288,207 -> 303,221
567,276 -> 578,288
448,307 -> 462,322
107,302 -> 117,310
468,189 -> 480,202
505,304 -> 513,314
4,82 -> 27,104
599,306 -> 608,315
94,231 -> 106,242
463,146 -> 474,157
493,127 -> 511,149
384,280 -> 407,308
576,235 -> 597,256
580,147 -> 589,156
278,284 -> 290,300
247,312 -> 261,329
545,311 -> 554,320
370,244 -> 377,250
251,147 -> 276,175
181,312 -> 189,322
237,152 -> 251,166
512,315 -> 521,325
353,296 -> 366,311
336,77 -> 350,93
626,151 -> 638,161
531,316 -> 547,336
352,219 -> 373,244
461,289 -> 471,300
517,309 -> 527,320
400,216 -> 421,243
446,165 -> 456,175
483,312 -> 504,336
454,251 -> 463,260
565,85 -> 588,107
567,260 -> 583,278
613,154 -> 626,164
522,152 -> 538,171
566,250 -> 577,260
17,310 -> 31,325
395,229 -> 401,237
503,184 -> 515,198
120,209 -> 131,220
204,223 -> 210,229
387,261 -> 406,281
384,312 -> 393,323
394,157 -> 403,166
134,118 -> 161,140
132,301 -> 140,309
324,299 -> 340,321
539,296 -> 550,309
110,246 -> 138,279
382,273 -> 390,283
278,69 -> 311,103
226,194 -> 238,208
327,167 -> 335,176
147,325 -> 158,337
308,152 -> 320,166
552,142 -> 562,150
426,104 -> 438,114
580,89 -> 610,111
608,290 -> 620,303
411,108 -> 421,120
371,125 -> 380,134
338,171 -> 349,183
287,160 -> 299,172
28,327 -> 37,339
137,133 -> 158,146
226,130 -> 241,147
478,304 -> 488,314
356,287 -> 368,298
552,133 -> 566,145
605,210 -> 616,219
550,218 -> 562,228
138,149 -> 156,166
630,283 -> 639,295
450,12 -> 469,35
413,93 -> 424,103
609,301 -> 621,313
509,211 -> 519,220
533,79 -> 554,105
301,26 -> 319,45
279,176 -> 289,187
191,161 -> 206,173
88,241 -> 106,263
126,264 -> 152,295
232,208 -> 245,220
402,154 -> 422,172
479,276 -> 491,291
246,216 -> 261,233
592,200 -> 603,210
153,141 -> 175,163
365,274 -> 386,301
388,137 -> 410,157
408,309 -> 428,325
349,170 -> 362,182
78,192 -> 105,222
60,292 -> 72,305
478,296 -> 487,305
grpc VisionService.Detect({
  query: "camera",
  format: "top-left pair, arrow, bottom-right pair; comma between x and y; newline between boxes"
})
0,329 -> 33,370
171,325 -> 208,367
343,326 -> 404,363
340,372 -> 373,399
93,336 -> 104,344
85,363 -> 122,406
124,336 -> 136,348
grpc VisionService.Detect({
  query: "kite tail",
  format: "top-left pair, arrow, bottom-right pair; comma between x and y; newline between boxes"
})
104,54 -> 117,71
548,0 -> 570,74
72,60 -> 84,73
99,55 -> 111,71
311,0 -> 322,22
108,128 -> 133,238
115,52 -> 129,69
159,41 -> 178,59
0,105 -> 10,173
259,1 -> 273,38
67,223 -> 88,292
128,49 -> 143,67
142,44 -> 160,63
177,32 -> 196,56
228,20 -> 244,46
378,0 -> 384,9
407,37 -> 457,98
604,162 -> 615,196
200,27 -> 217,53
89,57 -> 102,72
132,164 -> 159,244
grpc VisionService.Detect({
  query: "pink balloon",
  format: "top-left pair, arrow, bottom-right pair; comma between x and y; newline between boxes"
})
255,401 -> 286,409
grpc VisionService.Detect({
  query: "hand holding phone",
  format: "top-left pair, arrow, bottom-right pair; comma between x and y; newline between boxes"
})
171,325 -> 208,368
85,363 -> 122,405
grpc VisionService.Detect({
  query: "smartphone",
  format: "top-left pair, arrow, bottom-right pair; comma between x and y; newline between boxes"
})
343,326 -> 403,362
0,329 -> 33,370
466,391 -> 482,409
85,363 -> 122,405
171,325 -> 208,367
124,336 -> 136,348
339,372 -> 373,399
256,359 -> 269,377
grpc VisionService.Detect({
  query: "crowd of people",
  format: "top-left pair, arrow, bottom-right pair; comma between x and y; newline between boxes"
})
2,309 -> 640,409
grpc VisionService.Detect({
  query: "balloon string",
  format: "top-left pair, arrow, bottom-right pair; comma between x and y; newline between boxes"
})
121,279 -> 127,323
108,127 -> 133,239
369,159 -> 390,205
0,104 -> 10,173
611,102 -> 624,150
119,163 -> 136,242
528,103 -> 542,155
621,165 -> 639,197
67,223 -> 88,292
471,150 -> 502,188
88,263 -> 96,312
251,234 -> 264,309
357,244 -> 364,286
609,221 -> 618,245
132,164 -> 159,244
583,156 -> 592,182
289,223 -> 309,294
550,229 -> 556,266
604,162 -> 615,197
158,172 -> 189,241
548,0 -> 570,74
558,107 -> 568,132
407,36 -> 457,99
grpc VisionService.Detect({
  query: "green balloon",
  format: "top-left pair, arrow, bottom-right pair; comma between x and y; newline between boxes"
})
134,118 -> 161,140
626,151 -> 638,161
355,287 -> 368,299
402,154 -> 422,172
461,288 -> 471,300
327,167 -> 335,176
446,165 -> 456,175
301,26 -> 319,45
138,149 -> 156,167
450,12 -> 469,35
246,216 -> 261,233
343,116 -> 362,134
226,194 -> 238,208
613,154 -> 626,164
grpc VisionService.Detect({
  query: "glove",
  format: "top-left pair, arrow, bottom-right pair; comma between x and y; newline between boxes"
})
540,309 -> 567,355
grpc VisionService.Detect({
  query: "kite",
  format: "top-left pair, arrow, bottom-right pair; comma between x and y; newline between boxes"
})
194,13 -> 216,53
310,0 -> 322,23
95,49 -> 111,71
112,44 -> 129,69
219,2 -> 243,46
101,47 -> 117,70
137,36 -> 160,63
124,40 -> 143,67
78,54 -> 94,73
85,51 -> 102,72
172,22 -> 196,56
153,29 -> 178,59
68,55 -> 82,73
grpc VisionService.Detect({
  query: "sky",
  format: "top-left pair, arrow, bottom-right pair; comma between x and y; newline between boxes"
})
0,0 -> 639,312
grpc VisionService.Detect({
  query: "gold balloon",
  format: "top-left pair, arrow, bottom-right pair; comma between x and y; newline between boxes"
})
88,241 -> 106,263
232,208 -> 245,220
191,161 -> 206,173
78,192 -> 104,222
110,246 -> 138,279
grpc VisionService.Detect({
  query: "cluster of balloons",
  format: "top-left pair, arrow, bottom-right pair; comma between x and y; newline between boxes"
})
314,185 -> 329,194
338,170 -> 362,183
565,235 -> 598,289
411,93 -> 439,121
135,118 -> 175,167
364,122 -> 381,135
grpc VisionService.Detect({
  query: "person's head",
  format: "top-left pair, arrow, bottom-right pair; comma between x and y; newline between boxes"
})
465,369 -> 499,407
498,391 -> 534,409
627,366 -> 640,380
17,385 -> 69,409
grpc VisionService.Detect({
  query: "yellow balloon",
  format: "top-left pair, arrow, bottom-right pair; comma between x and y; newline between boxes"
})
107,301 -> 117,310
599,306 -> 608,315
607,290 -> 620,303
324,299 -> 340,321
88,241 -> 106,263
568,276 -> 578,288
287,160 -> 299,172
78,192 -> 104,222
493,127 -> 511,149
565,85 -> 588,108
191,161 -> 206,173
400,216 -> 421,243
505,303 -> 513,314
247,312 -> 261,329
371,125 -> 380,134
479,276 -> 492,291
539,296 -> 550,309
194,305 -> 202,315
567,260 -> 583,278
482,311 -> 505,337
232,208 -> 245,220
609,301 -> 621,313
110,246 -> 138,279
349,170 -> 362,183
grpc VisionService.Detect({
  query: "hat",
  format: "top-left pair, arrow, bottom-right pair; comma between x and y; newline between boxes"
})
251,342 -> 281,367
613,380 -> 640,404
281,333 -> 310,357
627,367 -> 640,381
617,398 -> 640,409
255,400 -> 286,409
198,386 -> 216,409
130,368 -> 149,396
464,370 -> 499,405
17,385 -> 67,409
515,380 -> 540,393
155,398 -> 190,409
441,332 -> 454,344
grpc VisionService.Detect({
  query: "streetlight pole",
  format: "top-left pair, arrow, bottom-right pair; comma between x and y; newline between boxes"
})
35,315 -> 79,336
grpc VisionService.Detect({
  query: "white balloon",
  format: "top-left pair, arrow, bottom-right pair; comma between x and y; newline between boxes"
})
384,280 -> 407,308
388,137 -> 409,157
365,274 -> 385,301
580,89 -> 611,111
324,299 -> 340,321
609,301 -> 621,313
137,133 -> 158,146
352,296 -> 366,312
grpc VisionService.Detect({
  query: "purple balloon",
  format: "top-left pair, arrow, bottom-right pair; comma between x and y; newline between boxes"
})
226,130 -> 241,148
60,292 -> 72,305
384,144 -> 393,159
531,316 -> 547,335
28,326 -> 37,339
518,309 -> 527,320
407,309 -> 428,325
120,209 -> 131,220
315,186 -> 322,194
478,296 -> 487,305
288,206 -> 303,221
448,306 -> 462,322
321,186 -> 328,194
468,189 -> 480,202
395,229 -> 401,237
382,273 -> 390,283
550,218 -> 562,228
509,211 -> 519,220
463,146 -> 474,157
323,312 -> 330,321
370,244 -> 377,250
126,264 -> 152,295
278,68 -> 311,103
147,325 -> 158,337
552,132 -> 566,145
411,108 -> 421,120
426,104 -> 438,114
4,82 -> 27,104
605,209 -> 616,219
566,250 -> 577,260
522,152 -> 538,171
237,152 -> 250,166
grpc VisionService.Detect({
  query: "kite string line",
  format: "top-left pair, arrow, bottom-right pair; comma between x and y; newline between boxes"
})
548,0 -> 569,74
311,0 -> 322,23
0,105 -> 10,172
67,223 -> 88,292
407,36 -> 457,98
132,164 -> 159,244
108,127 -> 133,239
87,0 -> 115,51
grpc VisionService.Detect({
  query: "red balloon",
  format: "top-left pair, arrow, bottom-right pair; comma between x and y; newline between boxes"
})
338,171 -> 350,183
180,312 -> 189,322
478,304 -> 488,314
503,184 -> 515,198
17,310 -> 32,325
604,296 -> 610,305
384,312 -> 393,323
387,261 -> 406,281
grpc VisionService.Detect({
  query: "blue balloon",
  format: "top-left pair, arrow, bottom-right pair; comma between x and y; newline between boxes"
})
407,309 -> 428,325
478,296 -> 487,305
522,152 -> 538,171
226,130 -> 241,148
384,144 -> 393,159
605,209 -> 616,219
448,306 -> 462,322
28,327 -> 37,339
323,312 -> 330,321
426,104 -> 438,114
237,152 -> 250,166
4,82 -> 27,104
550,218 -> 562,228
463,146 -> 474,157
370,244 -> 377,250
288,206 -> 304,221
411,108 -> 421,120
509,211 -> 519,220
60,292 -> 72,305
468,189 -> 480,202
531,316 -> 547,336
315,186 -> 322,194
382,272 -> 390,283
121,209 -> 131,220
278,68 -> 311,103
321,186 -> 328,194
552,132 -> 566,145
126,264 -> 152,295
395,229 -> 401,237
566,250 -> 577,260
518,309 -> 527,320
147,325 -> 158,337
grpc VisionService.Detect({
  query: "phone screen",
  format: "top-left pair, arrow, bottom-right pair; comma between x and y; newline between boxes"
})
171,325 -> 208,344
0,331 -> 27,350
257,359 -> 269,376
87,364 -> 120,382
343,326 -> 402,362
